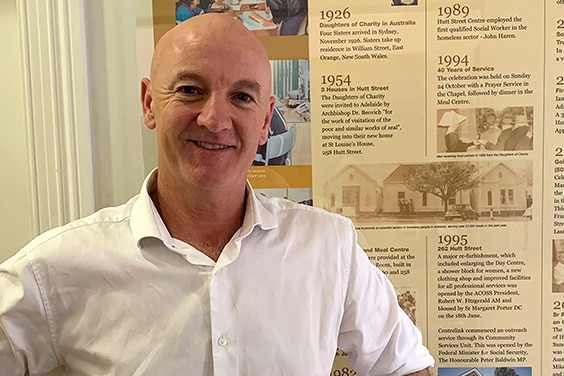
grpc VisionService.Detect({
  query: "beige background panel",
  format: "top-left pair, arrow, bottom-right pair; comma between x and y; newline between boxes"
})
152,0 -> 176,46
260,35 -> 309,60
248,166 -> 312,188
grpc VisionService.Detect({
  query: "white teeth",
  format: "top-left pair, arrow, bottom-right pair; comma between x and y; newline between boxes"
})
196,141 -> 229,150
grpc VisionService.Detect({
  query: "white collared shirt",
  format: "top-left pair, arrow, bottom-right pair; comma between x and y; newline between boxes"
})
0,170 -> 433,375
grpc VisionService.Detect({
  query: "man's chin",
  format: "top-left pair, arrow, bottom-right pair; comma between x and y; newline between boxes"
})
186,168 -> 247,190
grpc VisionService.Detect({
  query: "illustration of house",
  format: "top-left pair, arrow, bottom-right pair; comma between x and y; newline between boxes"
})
323,165 -> 383,218
381,164 -> 472,215
473,162 -> 531,216
381,162 -> 531,216
458,368 -> 483,376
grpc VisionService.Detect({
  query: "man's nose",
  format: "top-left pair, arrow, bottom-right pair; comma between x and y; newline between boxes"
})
196,94 -> 232,133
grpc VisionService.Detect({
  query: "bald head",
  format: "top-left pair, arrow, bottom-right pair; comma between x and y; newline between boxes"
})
150,14 -> 271,85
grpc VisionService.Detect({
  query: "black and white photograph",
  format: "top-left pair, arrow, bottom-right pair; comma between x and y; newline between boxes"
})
553,239 -> 564,293
397,288 -> 417,324
322,161 -> 533,224
438,367 -> 532,376
436,107 -> 534,153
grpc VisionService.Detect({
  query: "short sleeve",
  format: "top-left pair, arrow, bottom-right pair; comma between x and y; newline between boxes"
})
337,224 -> 434,375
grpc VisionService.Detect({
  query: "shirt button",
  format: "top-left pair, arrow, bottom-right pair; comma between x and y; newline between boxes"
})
214,269 -> 222,276
217,336 -> 227,346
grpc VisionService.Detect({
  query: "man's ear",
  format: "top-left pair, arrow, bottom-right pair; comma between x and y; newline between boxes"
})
141,78 -> 156,130
258,96 -> 275,145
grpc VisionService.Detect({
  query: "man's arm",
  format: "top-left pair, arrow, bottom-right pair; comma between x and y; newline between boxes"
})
0,253 -> 59,375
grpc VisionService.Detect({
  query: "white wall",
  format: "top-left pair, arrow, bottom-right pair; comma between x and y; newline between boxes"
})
0,0 -> 155,262
0,0 -> 34,261
84,0 -> 149,208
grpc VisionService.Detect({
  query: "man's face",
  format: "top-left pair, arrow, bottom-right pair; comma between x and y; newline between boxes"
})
142,19 -> 274,191
501,116 -> 513,126
557,250 -> 564,263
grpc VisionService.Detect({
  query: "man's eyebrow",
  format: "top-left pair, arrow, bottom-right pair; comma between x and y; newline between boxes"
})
170,72 -> 205,84
166,73 -> 264,95
233,79 -> 263,95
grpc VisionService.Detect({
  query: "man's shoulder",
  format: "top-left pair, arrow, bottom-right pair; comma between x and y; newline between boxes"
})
22,195 -> 139,254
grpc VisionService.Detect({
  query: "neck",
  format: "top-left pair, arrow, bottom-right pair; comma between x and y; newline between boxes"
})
151,176 -> 247,261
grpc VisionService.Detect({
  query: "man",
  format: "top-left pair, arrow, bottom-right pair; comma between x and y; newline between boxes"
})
483,111 -> 514,151
504,114 -> 532,151
0,14 -> 433,375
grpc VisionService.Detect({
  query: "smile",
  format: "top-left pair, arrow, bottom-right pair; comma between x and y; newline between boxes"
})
194,141 -> 231,150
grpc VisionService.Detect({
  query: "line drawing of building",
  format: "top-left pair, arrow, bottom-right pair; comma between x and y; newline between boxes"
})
382,162 -> 531,216
382,164 -> 449,215
323,162 -> 532,220
323,165 -> 383,218
458,369 -> 483,376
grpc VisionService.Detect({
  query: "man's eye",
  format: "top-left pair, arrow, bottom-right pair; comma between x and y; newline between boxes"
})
178,86 -> 199,95
234,93 -> 253,102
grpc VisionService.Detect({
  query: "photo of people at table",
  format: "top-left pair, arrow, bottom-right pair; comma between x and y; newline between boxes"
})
436,106 -> 533,153
175,0 -> 308,36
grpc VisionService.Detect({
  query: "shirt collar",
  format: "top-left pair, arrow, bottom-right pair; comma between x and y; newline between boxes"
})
130,168 -> 278,251
130,168 -> 173,249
